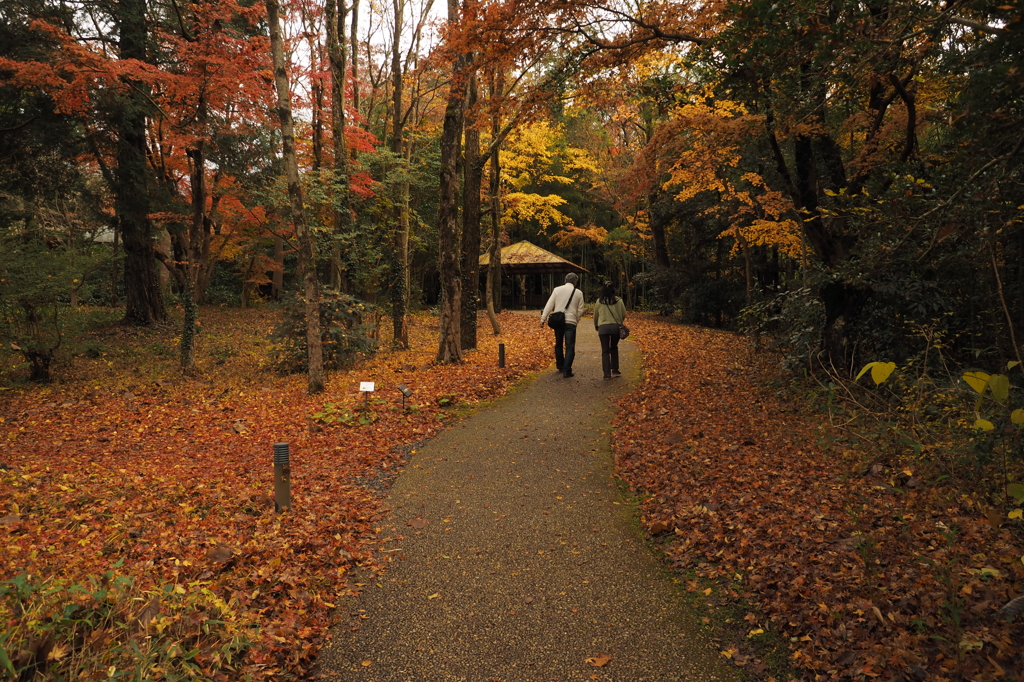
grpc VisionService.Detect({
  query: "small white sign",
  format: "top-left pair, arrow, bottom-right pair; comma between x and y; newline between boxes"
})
359,382 -> 375,392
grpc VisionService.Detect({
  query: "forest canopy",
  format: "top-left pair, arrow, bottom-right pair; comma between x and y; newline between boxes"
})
0,0 -> 1021,376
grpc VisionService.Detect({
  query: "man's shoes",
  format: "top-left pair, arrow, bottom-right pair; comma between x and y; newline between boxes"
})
563,371 -> 574,378
611,369 -> 621,376
603,375 -> 611,379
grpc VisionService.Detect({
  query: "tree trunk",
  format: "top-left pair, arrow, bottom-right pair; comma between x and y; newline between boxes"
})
436,0 -> 467,364
791,75 -> 860,372
350,0 -> 360,122
180,277 -> 199,373
460,72 -> 481,350
485,100 -> 502,335
736,227 -> 753,303
311,41 -> 324,170
117,0 -> 166,326
648,190 -> 671,269
326,0 -> 351,292
273,234 -> 284,300
180,138 -> 207,375
266,0 -> 325,394
390,0 -> 409,348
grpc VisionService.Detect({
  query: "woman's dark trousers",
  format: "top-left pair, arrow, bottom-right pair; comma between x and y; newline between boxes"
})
598,333 -> 619,378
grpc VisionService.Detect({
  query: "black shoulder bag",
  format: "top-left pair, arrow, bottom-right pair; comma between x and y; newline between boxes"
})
610,298 -> 629,339
546,285 -> 576,330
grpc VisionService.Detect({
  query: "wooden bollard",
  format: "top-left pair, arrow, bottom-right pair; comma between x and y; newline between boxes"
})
273,442 -> 291,512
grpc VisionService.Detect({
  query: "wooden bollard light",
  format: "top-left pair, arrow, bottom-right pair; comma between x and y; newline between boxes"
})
273,442 -> 291,512
498,343 -> 505,368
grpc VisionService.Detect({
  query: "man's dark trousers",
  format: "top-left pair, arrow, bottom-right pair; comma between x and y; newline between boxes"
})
554,323 -> 577,375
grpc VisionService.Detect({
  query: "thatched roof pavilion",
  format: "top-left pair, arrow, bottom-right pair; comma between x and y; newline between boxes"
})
479,240 -> 588,275
478,241 -> 587,308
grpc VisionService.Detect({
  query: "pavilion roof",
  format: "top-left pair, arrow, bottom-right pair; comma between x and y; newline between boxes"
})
478,240 -> 588,274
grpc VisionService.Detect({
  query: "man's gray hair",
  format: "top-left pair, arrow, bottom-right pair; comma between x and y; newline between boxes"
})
565,273 -> 579,285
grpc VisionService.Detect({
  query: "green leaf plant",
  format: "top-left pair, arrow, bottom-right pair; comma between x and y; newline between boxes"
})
856,360 -> 1023,508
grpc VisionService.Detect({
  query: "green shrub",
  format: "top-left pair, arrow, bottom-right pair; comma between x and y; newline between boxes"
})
0,567 -> 254,681
271,290 -> 379,373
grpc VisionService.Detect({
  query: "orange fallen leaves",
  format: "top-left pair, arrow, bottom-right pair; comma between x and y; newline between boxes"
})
615,315 -> 1024,681
0,308 -> 550,678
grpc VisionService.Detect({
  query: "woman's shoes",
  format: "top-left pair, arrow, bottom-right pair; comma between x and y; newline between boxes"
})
603,374 -> 611,379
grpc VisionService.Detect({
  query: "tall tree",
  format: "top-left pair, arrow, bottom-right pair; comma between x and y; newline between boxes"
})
389,0 -> 410,348
116,0 -> 167,326
436,0 -> 468,363
460,72 -> 482,349
266,0 -> 325,393
484,72 -> 503,334
326,0 -> 352,292
350,0 -> 361,118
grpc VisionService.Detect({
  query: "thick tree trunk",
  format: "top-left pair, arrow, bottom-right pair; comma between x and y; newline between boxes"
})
267,0 -> 325,394
791,70 -> 861,373
648,191 -> 671,269
460,73 -> 481,350
116,0 -> 166,326
436,0 -> 467,364
326,0 -> 351,292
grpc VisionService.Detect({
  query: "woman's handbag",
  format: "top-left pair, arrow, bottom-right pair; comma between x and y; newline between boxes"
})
608,297 -> 629,339
546,285 -> 576,329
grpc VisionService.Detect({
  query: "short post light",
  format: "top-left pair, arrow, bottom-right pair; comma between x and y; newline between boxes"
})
498,343 -> 506,368
273,442 -> 291,513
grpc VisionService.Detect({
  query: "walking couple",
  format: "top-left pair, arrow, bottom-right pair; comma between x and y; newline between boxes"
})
540,273 -> 627,379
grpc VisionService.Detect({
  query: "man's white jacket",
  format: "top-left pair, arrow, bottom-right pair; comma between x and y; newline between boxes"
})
541,282 -> 585,327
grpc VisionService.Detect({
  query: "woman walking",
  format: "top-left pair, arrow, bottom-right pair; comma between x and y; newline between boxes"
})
593,281 -> 627,379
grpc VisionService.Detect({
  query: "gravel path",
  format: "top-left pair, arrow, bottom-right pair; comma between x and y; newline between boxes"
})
314,331 -> 737,681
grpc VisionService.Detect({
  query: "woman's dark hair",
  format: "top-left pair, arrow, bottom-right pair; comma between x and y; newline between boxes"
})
599,282 -> 616,305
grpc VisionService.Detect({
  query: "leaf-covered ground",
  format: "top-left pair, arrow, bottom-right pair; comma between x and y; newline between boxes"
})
0,308 -> 550,679
614,316 -> 1024,681
6,309 -> 1023,681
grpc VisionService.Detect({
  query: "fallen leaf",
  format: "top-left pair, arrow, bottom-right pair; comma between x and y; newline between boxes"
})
205,544 -> 236,564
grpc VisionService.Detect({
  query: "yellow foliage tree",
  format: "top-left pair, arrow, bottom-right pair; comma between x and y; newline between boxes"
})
499,121 -> 600,237
652,93 -> 804,297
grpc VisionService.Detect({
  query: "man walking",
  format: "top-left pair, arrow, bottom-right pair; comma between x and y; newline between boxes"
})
540,273 -> 585,378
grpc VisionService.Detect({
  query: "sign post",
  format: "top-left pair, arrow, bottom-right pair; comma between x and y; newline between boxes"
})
359,381 -> 375,411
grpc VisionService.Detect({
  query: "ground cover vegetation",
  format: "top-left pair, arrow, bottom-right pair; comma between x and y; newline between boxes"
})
2,0 -> 1024,677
